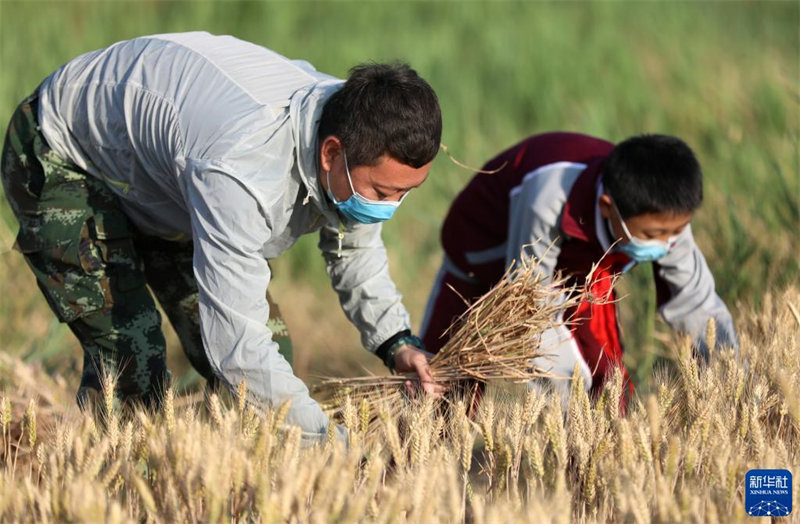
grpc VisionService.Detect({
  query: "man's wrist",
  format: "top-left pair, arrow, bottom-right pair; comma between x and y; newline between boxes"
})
375,330 -> 426,372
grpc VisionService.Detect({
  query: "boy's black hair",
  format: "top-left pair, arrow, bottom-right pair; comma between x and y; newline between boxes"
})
318,62 -> 442,168
603,134 -> 703,219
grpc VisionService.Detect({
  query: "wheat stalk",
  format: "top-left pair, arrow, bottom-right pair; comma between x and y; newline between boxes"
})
314,255 -> 602,436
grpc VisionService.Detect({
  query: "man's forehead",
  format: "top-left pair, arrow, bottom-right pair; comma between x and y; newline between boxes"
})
362,156 -> 431,187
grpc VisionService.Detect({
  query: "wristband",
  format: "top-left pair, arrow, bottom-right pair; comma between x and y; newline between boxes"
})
375,330 -> 426,372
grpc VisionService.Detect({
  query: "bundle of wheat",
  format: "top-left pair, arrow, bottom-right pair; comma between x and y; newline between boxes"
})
313,255 -> 609,435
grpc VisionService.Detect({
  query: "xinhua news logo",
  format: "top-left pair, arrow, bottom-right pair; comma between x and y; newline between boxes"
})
745,469 -> 792,517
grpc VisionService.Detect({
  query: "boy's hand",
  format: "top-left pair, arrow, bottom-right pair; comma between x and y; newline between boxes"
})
393,346 -> 445,396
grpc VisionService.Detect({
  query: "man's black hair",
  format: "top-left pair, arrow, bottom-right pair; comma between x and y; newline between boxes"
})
318,62 -> 442,168
603,134 -> 703,219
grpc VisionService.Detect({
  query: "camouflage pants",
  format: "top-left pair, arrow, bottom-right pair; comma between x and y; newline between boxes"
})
1,91 -> 292,407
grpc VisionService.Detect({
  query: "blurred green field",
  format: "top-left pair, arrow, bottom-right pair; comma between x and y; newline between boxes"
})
0,1 -> 797,396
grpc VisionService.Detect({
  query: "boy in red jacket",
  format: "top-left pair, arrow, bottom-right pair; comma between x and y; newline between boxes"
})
421,133 -> 738,403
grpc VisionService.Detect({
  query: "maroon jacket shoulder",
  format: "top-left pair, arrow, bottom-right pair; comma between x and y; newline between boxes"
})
441,132 -> 614,275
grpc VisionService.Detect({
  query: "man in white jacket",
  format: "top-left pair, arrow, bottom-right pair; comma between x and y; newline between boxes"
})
1,32 -> 442,443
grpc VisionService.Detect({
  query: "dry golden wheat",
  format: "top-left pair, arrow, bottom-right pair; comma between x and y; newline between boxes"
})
0,288 -> 797,522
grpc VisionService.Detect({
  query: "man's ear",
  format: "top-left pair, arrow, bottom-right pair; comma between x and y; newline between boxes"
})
598,193 -> 614,219
319,136 -> 343,173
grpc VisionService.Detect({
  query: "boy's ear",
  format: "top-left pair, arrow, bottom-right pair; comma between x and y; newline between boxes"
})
598,193 -> 614,219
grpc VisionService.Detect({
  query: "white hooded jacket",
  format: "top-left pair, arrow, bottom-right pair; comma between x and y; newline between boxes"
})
37,32 -> 411,441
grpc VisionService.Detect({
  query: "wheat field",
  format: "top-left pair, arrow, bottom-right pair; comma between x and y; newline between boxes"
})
1,2 -> 798,522
1,286 -> 797,523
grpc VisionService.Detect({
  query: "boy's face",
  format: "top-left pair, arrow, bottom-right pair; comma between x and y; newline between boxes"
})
599,194 -> 693,244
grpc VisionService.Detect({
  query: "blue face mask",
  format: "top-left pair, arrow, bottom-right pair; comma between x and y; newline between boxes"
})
611,201 -> 678,267
326,150 -> 408,224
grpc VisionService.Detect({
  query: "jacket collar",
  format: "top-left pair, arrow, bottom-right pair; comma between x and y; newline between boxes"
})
561,157 -> 633,272
289,78 -> 345,225
561,157 -> 606,243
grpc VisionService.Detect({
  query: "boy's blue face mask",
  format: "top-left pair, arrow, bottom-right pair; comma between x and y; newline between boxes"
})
326,150 -> 408,224
611,201 -> 677,266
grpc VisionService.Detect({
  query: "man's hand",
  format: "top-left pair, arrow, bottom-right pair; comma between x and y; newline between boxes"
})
392,345 -> 445,396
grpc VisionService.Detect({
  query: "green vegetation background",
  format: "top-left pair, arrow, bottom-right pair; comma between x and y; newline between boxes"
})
0,1 -> 797,394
